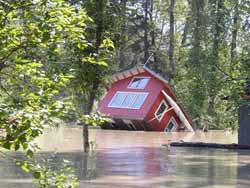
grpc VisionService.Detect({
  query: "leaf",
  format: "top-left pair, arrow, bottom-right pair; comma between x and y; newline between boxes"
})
33,171 -> 41,179
14,143 -> 20,151
96,61 -> 108,67
100,38 -> 115,49
22,142 -> 28,150
26,149 -> 34,158
3,142 -> 11,150
21,163 -> 30,173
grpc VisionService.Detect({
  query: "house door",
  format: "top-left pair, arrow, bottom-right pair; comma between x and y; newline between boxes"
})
165,117 -> 177,132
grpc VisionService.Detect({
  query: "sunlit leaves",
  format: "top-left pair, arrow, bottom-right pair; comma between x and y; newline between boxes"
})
100,38 -> 115,50
81,112 -> 108,127
0,1 -> 92,187
15,159 -> 79,188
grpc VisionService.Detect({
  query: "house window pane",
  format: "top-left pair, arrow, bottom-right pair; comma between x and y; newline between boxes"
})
138,78 -> 149,88
108,92 -> 148,109
128,77 -> 150,89
155,101 -> 167,121
165,119 -> 177,132
122,94 -> 136,108
131,94 -> 147,109
109,93 -> 126,107
129,78 -> 141,88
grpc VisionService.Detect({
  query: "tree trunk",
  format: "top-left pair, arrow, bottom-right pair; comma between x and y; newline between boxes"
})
150,0 -> 154,48
191,0 -> 206,65
119,0 -> 127,69
149,0 -> 159,70
168,0 -> 175,82
83,122 -> 89,153
230,0 -> 239,67
181,18 -> 189,46
143,0 -> 150,63
181,0 -> 191,46
95,0 -> 104,51
207,0 -> 225,118
83,0 -> 104,153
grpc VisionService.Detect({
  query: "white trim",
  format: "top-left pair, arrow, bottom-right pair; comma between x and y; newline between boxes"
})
161,90 -> 194,132
164,117 -> 177,132
108,91 -> 148,109
111,116 -> 144,120
127,76 -> 151,89
111,65 -> 169,85
148,107 -> 174,122
154,100 -> 168,122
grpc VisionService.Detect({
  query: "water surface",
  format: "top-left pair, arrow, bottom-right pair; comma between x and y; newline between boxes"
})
1,127 -> 250,188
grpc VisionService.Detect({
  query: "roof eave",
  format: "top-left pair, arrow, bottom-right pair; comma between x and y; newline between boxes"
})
111,65 -> 169,85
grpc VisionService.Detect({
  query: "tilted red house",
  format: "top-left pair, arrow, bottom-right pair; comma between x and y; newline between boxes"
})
98,65 -> 194,132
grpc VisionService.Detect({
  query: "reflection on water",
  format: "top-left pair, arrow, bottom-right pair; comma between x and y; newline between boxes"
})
0,127 -> 250,188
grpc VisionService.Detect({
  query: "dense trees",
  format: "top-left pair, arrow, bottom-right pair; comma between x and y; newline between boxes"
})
108,0 -> 250,130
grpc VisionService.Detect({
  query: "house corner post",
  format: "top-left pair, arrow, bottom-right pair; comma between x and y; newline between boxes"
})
238,79 -> 250,145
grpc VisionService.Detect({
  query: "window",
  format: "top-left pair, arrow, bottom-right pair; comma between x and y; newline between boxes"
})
165,117 -> 177,132
108,91 -> 148,109
128,77 -> 150,89
108,92 -> 126,108
155,100 -> 168,121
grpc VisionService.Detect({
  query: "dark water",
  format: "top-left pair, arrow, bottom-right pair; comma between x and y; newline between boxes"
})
1,128 -> 250,188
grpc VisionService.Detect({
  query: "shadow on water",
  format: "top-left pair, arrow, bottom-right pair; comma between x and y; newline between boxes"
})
1,128 -> 250,188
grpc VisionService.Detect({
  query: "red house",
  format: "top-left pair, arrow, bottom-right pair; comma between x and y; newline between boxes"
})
97,65 -> 194,132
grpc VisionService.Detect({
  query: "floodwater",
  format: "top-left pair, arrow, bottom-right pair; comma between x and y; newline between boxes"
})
1,127 -> 250,188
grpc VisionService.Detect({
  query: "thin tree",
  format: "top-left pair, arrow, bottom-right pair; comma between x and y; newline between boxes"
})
230,0 -> 239,67
119,0 -> 127,69
168,0 -> 175,82
143,0 -> 150,63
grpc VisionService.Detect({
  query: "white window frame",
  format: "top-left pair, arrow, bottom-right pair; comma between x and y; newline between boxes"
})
108,91 -> 148,109
154,100 -> 168,122
127,76 -> 151,89
164,117 -> 177,132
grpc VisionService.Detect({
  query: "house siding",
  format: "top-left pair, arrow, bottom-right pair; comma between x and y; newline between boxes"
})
98,68 -> 193,132
98,71 -> 165,120
145,92 -> 182,131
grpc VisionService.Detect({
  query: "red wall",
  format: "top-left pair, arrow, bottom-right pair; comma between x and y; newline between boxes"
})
145,91 -> 181,131
98,71 -> 165,120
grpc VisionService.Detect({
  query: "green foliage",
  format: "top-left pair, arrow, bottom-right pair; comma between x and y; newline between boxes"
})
0,0 -> 99,187
16,159 -> 79,188
101,0 -> 250,130
172,0 -> 250,130
81,112 -> 108,127
0,0 -> 91,151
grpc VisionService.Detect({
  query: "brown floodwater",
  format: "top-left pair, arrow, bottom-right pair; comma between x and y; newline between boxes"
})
1,127 -> 250,188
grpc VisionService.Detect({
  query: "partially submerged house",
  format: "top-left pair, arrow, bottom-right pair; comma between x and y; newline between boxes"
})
97,65 -> 194,132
